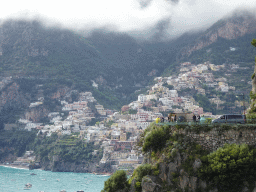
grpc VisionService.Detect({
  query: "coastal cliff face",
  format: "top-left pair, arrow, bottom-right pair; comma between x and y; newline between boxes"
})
179,12 -> 256,59
127,124 -> 256,192
136,152 -> 256,192
39,158 -> 112,174
138,152 -> 210,192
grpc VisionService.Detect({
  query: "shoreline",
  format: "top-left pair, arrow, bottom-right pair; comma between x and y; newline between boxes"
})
0,163 -> 44,171
0,164 -> 111,176
0,163 -> 31,170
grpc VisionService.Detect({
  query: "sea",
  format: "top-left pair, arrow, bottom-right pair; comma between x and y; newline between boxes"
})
0,166 -> 109,192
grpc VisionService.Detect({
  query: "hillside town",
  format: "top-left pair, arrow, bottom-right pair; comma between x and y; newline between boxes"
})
2,61 -> 251,172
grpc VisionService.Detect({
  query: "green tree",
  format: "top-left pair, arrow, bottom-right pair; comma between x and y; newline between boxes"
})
142,125 -> 170,153
102,170 -> 130,192
251,39 -> 256,47
198,143 -> 256,192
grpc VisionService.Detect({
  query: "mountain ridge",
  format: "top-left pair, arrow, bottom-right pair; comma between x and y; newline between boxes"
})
177,11 -> 256,62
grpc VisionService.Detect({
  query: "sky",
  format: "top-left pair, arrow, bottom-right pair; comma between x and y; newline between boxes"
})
1,0 -> 256,38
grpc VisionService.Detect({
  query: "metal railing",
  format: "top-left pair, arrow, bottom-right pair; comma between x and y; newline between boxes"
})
156,121 -> 256,127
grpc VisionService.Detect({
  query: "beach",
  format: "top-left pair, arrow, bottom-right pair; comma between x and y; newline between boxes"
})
0,164 -> 29,169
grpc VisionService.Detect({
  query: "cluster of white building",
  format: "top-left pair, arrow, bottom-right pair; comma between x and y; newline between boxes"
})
163,62 -> 237,93
12,61 -> 248,171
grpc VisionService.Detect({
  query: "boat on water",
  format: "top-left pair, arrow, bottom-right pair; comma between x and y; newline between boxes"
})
60,190 -> 66,192
30,173 -> 36,175
24,183 -> 32,190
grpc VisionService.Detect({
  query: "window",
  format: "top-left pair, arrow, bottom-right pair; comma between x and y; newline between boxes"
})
227,115 -> 243,119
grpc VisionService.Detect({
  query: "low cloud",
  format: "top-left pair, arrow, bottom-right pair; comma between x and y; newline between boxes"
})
151,17 -> 172,41
138,0 -> 153,8
0,0 -> 256,39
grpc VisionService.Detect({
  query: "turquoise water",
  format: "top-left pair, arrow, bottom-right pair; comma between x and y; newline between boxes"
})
0,166 -> 109,192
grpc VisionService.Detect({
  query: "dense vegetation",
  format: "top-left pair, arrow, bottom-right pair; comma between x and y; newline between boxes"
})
0,129 -> 102,167
33,133 -> 102,164
199,143 -> 256,192
0,130 -> 37,159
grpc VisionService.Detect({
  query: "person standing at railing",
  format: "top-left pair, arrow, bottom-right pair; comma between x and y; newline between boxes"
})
156,117 -> 160,124
193,114 -> 196,124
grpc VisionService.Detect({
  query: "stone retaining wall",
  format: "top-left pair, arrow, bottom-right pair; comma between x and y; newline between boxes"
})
173,125 -> 256,152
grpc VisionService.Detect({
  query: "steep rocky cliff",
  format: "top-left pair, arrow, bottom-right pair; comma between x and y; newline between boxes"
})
25,105 -> 49,123
137,152 -> 211,192
0,81 -> 30,111
40,159 -> 112,174
125,124 -> 256,192
178,11 -> 256,60
0,78 -> 75,124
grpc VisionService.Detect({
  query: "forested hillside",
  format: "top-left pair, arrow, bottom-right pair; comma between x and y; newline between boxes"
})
0,11 -> 256,111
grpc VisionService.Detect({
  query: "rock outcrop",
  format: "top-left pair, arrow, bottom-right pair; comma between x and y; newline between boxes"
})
0,82 -> 30,112
39,160 -> 112,174
141,176 -> 162,192
140,151 -> 256,192
25,105 -> 49,123
178,11 -> 256,59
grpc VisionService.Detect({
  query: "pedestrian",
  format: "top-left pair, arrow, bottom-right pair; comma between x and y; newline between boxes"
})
156,117 -> 160,124
174,115 -> 177,122
193,114 -> 196,123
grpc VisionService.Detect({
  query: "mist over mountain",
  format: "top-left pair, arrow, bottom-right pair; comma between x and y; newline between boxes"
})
0,9 -> 255,112
178,10 -> 256,64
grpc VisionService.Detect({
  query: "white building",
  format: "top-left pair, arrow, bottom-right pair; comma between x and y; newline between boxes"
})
138,94 -> 147,103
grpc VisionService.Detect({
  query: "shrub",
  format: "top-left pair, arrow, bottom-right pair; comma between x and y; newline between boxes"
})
129,164 -> 153,192
132,164 -> 153,182
252,73 -> 255,79
102,170 -> 130,192
142,125 -> 170,153
250,91 -> 256,100
198,143 -> 256,192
